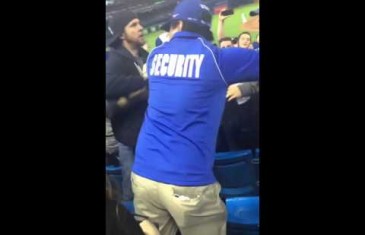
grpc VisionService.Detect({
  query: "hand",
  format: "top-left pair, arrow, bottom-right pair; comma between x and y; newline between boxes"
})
117,97 -> 128,107
139,220 -> 160,235
226,84 -> 242,101
142,63 -> 148,80
219,9 -> 231,22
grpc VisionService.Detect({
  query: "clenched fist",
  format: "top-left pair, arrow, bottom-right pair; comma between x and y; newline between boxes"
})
226,84 -> 242,101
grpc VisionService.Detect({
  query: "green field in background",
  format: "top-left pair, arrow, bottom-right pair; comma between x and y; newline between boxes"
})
144,3 -> 259,50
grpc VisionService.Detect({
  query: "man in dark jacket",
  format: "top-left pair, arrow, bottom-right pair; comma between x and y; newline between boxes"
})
106,10 -> 149,201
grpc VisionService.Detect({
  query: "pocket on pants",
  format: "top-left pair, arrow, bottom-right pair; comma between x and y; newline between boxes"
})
170,183 -> 225,227
172,186 -> 203,205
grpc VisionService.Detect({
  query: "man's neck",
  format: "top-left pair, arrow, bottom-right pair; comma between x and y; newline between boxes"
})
169,29 -> 184,40
123,41 -> 139,58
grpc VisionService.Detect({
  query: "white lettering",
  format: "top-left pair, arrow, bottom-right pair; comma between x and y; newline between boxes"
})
160,54 -> 170,76
182,55 -> 190,77
149,53 -> 205,79
174,55 -> 185,77
187,55 -> 196,78
154,54 -> 164,76
149,55 -> 158,76
194,54 -> 205,78
167,54 -> 178,76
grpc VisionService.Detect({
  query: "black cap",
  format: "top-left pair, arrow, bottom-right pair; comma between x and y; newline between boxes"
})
106,10 -> 138,47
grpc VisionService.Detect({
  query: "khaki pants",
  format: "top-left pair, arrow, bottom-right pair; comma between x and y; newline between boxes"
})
131,172 -> 227,235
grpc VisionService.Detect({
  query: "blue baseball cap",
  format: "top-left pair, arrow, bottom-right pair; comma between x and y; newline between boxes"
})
161,0 -> 212,32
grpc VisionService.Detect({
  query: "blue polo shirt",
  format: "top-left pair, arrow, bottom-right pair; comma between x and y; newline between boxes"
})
133,31 -> 259,186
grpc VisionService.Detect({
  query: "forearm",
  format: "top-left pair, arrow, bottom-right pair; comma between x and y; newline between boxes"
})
122,86 -> 148,108
105,74 -> 147,99
237,82 -> 259,97
217,19 -> 225,41
106,86 -> 148,119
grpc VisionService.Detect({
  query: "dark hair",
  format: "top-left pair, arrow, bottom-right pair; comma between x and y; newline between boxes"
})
181,21 -> 213,41
232,37 -> 238,44
237,31 -> 252,41
219,37 -> 232,44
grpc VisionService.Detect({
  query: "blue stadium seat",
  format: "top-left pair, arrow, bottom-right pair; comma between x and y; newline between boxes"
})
214,150 -> 259,198
254,148 -> 260,158
220,186 -> 256,198
226,196 -> 259,235
215,150 -> 253,164
252,149 -> 260,192
106,165 -> 122,175
106,164 -> 123,199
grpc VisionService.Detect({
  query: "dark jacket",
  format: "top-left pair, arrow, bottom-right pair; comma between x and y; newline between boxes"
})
221,91 -> 259,150
106,46 -> 149,148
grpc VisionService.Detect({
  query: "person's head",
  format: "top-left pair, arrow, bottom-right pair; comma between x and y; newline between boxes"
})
237,32 -> 252,48
161,0 -> 213,41
107,10 -> 145,49
219,37 -> 233,48
231,37 -> 238,47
